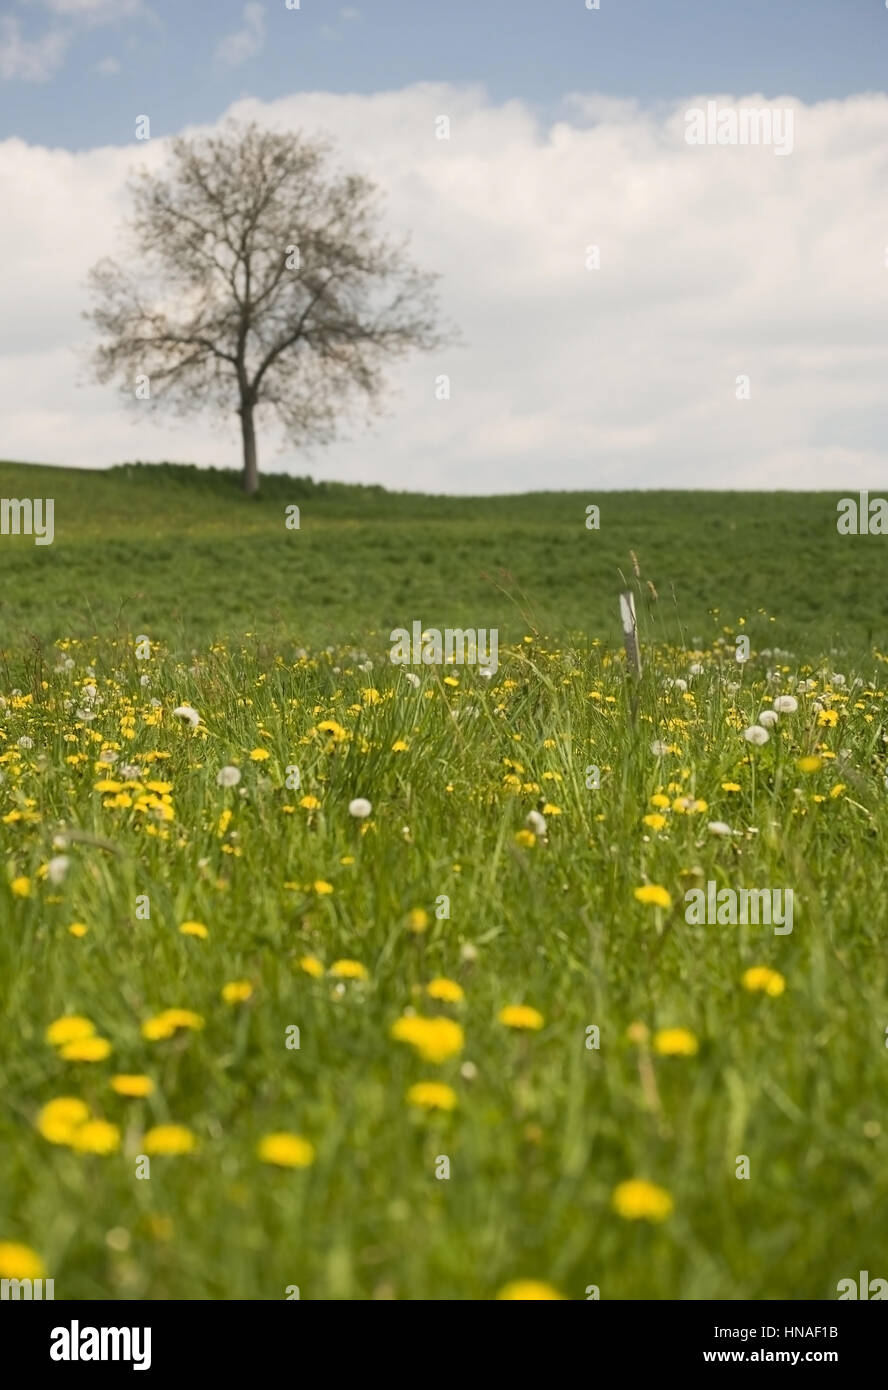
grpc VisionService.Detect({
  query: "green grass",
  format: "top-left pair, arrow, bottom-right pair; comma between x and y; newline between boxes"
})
1,460 -> 887,1300
1,459 -> 887,658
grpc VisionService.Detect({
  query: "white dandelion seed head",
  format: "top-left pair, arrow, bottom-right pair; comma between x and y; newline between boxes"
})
651,739 -> 669,756
478,668 -> 494,681
173,705 -> 200,728
119,763 -> 141,780
460,942 -> 479,963
403,671 -> 421,688
773,695 -> 798,713
149,698 -> 163,709
216,765 -> 241,788
75,709 -> 96,723
688,663 -> 704,676
139,674 -> 150,687
743,725 -> 770,746
81,684 -> 97,702
47,854 -> 70,884
757,710 -> 779,728
460,1061 -> 478,1081
665,678 -> 687,692
17,736 -> 33,750
831,674 -> 846,687
348,797 -> 372,819
98,748 -> 118,764
707,821 -> 732,837
526,809 -> 547,836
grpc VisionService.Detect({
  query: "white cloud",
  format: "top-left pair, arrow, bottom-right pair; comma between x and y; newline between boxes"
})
2,85 -> 888,492
214,3 -> 266,67
0,17 -> 69,81
93,55 -> 120,75
39,0 -> 144,18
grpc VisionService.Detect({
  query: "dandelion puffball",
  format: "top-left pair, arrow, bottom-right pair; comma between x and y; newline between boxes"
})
707,821 -> 732,837
757,710 -> 778,728
216,766 -> 241,788
348,798 -> 372,819
173,705 -> 200,728
743,725 -> 770,746
651,740 -> 669,756
773,695 -> 798,714
525,810 -> 547,836
47,855 -> 70,884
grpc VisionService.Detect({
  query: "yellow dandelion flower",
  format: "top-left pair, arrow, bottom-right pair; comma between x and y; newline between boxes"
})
497,1280 -> 564,1300
817,709 -> 838,727
721,781 -> 741,792
257,1132 -> 315,1167
742,966 -> 786,997
299,795 -> 320,810
542,802 -> 561,815
650,793 -> 671,808
69,1120 -> 121,1155
313,880 -> 334,895
299,955 -> 324,978
406,1081 -> 458,1111
221,980 -> 253,1004
653,1027 -> 699,1057
329,959 -> 368,980
142,1124 -> 197,1155
514,829 -> 536,848
390,1015 -> 464,1063
0,1243 -> 45,1280
46,1015 -> 96,1046
110,1074 -> 155,1098
179,920 -> 208,939
10,876 -> 31,898
634,884 -> 672,909
829,783 -> 845,798
36,1096 -> 90,1144
141,1008 -> 204,1040
249,748 -> 270,761
643,814 -> 667,831
499,1004 -> 544,1031
408,907 -> 430,933
426,977 -> 464,1003
612,1179 -> 674,1222
68,923 -> 88,938
797,755 -> 822,774
391,739 -> 409,752
59,1037 -> 112,1062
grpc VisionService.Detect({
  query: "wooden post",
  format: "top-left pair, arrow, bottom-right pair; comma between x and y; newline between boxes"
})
620,590 -> 642,679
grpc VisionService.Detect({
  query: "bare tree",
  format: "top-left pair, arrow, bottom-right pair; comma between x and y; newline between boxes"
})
85,121 -> 449,494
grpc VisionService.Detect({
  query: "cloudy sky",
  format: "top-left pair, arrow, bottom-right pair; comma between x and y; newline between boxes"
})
1,0 -> 887,492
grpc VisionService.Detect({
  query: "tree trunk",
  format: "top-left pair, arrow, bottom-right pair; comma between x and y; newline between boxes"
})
240,398 -> 259,495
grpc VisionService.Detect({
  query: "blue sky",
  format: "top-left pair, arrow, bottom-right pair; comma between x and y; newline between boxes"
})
1,0 -> 885,151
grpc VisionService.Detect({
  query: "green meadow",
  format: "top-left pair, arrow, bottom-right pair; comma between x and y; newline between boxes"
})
1,459 -> 886,657
1,459 -> 888,1301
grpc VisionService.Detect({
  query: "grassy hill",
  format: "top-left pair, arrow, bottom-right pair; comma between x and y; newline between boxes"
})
4,458 -> 888,1299
1,460 -> 886,661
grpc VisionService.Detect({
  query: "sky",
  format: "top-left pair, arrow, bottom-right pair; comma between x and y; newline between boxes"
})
1,0 -> 887,491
